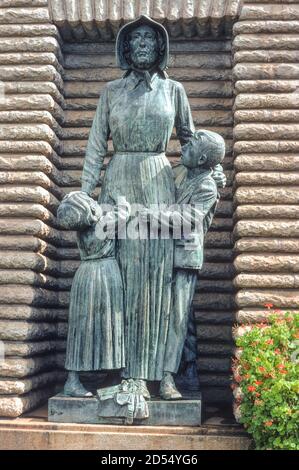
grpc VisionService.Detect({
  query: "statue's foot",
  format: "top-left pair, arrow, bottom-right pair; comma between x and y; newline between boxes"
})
160,374 -> 182,400
135,379 -> 151,400
63,380 -> 93,398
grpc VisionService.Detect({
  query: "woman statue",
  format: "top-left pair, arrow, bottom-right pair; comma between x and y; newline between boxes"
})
80,15 -> 195,400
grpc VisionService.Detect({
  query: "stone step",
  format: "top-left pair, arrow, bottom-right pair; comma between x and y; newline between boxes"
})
0,412 -> 251,450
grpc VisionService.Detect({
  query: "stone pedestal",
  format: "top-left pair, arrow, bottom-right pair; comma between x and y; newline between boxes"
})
48,393 -> 202,426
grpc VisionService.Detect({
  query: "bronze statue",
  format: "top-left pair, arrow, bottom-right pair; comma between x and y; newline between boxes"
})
59,15 -> 226,407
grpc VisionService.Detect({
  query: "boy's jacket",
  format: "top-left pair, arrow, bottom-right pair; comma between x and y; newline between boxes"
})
172,163 -> 218,270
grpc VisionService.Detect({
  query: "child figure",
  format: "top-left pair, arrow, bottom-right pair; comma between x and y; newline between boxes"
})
160,129 -> 226,399
57,191 -> 130,397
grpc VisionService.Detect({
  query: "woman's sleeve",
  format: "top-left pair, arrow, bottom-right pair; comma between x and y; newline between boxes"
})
81,86 -> 110,195
174,83 -> 195,146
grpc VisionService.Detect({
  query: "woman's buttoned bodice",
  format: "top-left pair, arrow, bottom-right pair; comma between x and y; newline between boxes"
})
81,71 -> 194,194
108,73 -> 175,153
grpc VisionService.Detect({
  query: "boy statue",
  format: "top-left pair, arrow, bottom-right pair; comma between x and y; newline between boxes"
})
160,129 -> 226,399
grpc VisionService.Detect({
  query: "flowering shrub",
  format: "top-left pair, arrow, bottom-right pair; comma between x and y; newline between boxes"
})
233,310 -> 299,450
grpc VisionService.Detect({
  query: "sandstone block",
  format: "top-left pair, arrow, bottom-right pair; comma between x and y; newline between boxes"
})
64,79 -> 233,99
236,289 -> 299,309
235,109 -> 299,124
202,249 -> 233,263
234,205 -> 299,220
64,67 -> 232,83
0,154 -> 61,180
0,354 -> 60,378
235,93 -> 299,110
234,124 -> 299,141
234,141 -> 299,155
205,231 -> 233,248
234,187 -> 299,204
0,204 -> 56,225
0,111 -> 62,138
234,20 -> 299,35
0,172 -> 62,199
234,154 -> 299,171
199,263 -> 235,280
235,79 -> 299,94
4,82 -> 64,106
0,285 -> 60,307
236,308 -> 299,324
0,371 -> 66,395
0,124 -> 60,150
234,220 -> 299,237
234,50 -> 299,64
0,320 -> 57,341
234,34 -> 299,50
195,310 -> 234,325
64,53 -> 231,71
198,342 -> 234,358
0,252 -> 59,274
0,187 -> 59,211
1,1 -> 48,8
0,37 -> 60,54
0,140 -> 57,158
235,237 -> 299,254
234,254 -> 299,273
0,66 -> 63,91
235,171 -> 299,186
240,4 -> 299,21
234,273 -> 299,289
193,293 -> 235,310
197,373 -> 231,387
0,270 -> 62,290
0,386 -> 57,418
233,63 -> 299,80
0,7 -> 50,25
0,219 -> 61,245
197,357 -> 231,373
0,24 -> 59,38
3,339 -> 65,357
196,325 -> 233,342
0,305 -> 67,321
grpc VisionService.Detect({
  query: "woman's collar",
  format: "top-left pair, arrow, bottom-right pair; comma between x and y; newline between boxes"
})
123,67 -> 168,90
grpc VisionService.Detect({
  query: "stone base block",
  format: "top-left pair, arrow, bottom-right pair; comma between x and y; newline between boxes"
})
48,393 -> 202,426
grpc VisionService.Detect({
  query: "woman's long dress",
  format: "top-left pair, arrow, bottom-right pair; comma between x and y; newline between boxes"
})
81,71 -> 194,381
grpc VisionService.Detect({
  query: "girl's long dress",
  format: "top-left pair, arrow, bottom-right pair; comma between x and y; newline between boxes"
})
81,71 -> 194,381
65,225 -> 125,371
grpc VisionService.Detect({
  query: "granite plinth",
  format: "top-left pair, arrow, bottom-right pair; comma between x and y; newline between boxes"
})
48,393 -> 202,426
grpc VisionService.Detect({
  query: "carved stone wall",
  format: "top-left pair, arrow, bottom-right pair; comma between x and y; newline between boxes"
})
2,0 -> 298,419
232,0 -> 299,414
0,0 -> 66,417
0,0 -> 238,417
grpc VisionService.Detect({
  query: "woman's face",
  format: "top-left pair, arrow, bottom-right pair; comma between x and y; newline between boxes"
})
129,25 -> 158,70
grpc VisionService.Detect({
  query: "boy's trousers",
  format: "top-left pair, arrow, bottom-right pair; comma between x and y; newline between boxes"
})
164,269 -> 197,374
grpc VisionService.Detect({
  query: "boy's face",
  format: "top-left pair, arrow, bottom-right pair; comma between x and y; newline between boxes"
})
181,138 -> 205,168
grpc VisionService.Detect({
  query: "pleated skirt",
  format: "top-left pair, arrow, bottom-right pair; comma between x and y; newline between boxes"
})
100,152 -> 175,381
65,258 -> 125,371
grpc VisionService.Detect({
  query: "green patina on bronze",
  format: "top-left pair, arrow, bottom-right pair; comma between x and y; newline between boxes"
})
58,15 -> 226,412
